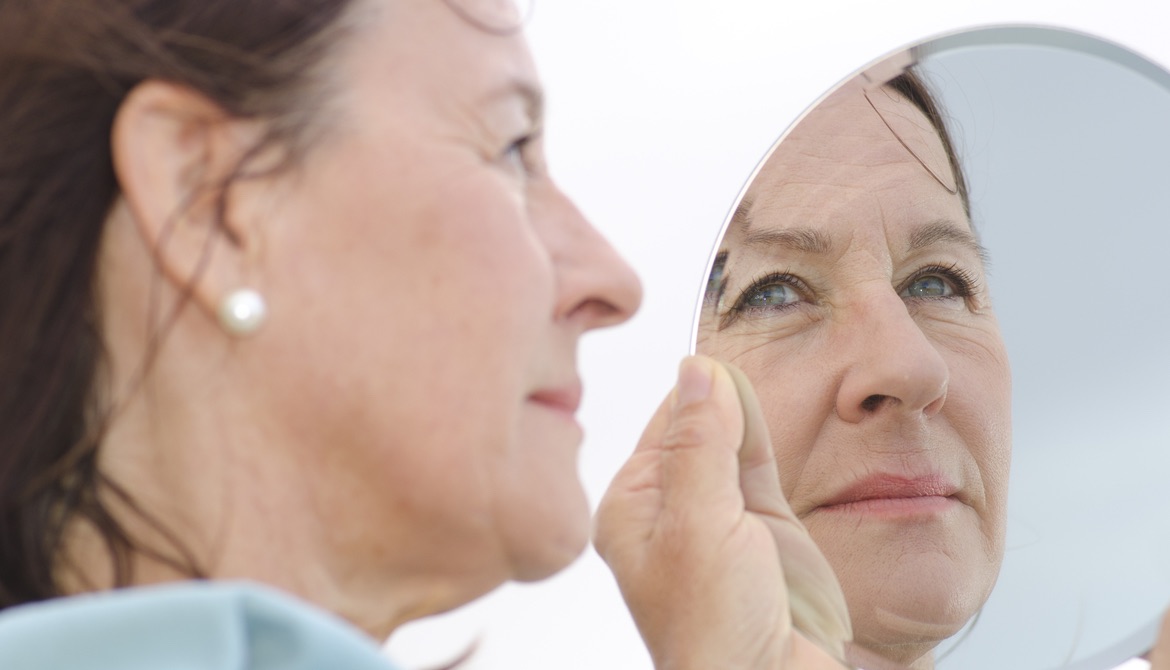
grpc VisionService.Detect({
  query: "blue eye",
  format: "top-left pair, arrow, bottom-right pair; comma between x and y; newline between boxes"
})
745,283 -> 800,307
901,275 -> 953,298
718,270 -> 811,329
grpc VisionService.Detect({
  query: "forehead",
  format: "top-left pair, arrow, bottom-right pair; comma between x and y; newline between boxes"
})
738,83 -> 964,244
340,0 -> 539,109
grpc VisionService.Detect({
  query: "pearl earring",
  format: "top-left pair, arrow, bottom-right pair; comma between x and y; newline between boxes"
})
217,289 -> 267,336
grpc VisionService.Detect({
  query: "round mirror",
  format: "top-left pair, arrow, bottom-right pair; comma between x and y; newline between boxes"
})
692,26 -> 1170,670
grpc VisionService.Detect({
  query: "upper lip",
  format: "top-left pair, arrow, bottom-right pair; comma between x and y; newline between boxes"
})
818,473 -> 960,508
528,381 -> 583,414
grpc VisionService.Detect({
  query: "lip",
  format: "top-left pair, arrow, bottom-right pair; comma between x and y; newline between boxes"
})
528,381 -> 583,417
815,473 -> 961,519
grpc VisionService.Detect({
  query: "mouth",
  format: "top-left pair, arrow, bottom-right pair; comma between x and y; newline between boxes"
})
528,381 -> 583,418
815,473 -> 961,519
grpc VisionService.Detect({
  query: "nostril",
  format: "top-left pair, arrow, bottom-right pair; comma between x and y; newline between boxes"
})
861,394 -> 892,412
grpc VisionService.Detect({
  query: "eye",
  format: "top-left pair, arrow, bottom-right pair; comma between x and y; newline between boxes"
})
897,264 -> 980,302
719,270 -> 812,329
744,282 -> 800,307
499,132 -> 539,178
901,275 -> 953,298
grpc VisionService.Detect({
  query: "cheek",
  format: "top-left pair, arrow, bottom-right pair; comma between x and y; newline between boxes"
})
720,339 -> 835,500
257,143 -> 557,488
944,339 -> 1013,530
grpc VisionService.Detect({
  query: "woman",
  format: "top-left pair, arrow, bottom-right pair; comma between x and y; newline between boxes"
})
695,71 -> 1012,669
0,0 -> 845,668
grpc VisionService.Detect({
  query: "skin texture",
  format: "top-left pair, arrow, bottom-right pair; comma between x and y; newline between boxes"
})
82,0 -> 641,640
697,81 -> 1013,668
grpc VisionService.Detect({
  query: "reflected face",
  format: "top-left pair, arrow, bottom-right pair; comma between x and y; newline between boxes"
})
254,0 -> 640,598
698,81 -> 1011,665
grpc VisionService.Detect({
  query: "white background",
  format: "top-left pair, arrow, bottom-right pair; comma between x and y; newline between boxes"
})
385,1 -> 1170,668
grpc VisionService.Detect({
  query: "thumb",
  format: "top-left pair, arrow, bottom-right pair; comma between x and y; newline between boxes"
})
722,361 -> 853,658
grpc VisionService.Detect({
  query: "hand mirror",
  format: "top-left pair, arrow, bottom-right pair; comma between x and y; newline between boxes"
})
692,25 -> 1170,670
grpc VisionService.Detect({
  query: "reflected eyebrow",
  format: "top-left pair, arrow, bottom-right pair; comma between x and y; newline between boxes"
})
908,221 -> 989,264
483,79 -> 545,124
732,198 -> 984,263
734,196 -> 835,254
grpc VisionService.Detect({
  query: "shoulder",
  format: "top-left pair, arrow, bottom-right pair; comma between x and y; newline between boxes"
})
0,581 -> 400,670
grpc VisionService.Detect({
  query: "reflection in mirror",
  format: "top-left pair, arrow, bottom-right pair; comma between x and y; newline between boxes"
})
693,27 -> 1170,670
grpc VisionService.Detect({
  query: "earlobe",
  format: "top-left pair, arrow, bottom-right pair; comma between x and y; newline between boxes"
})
110,79 -> 262,326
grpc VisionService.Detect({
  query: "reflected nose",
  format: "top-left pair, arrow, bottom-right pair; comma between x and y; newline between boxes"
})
544,188 -> 642,331
835,288 -> 949,423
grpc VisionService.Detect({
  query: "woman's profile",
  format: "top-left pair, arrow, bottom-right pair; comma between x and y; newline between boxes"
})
0,1 -> 846,668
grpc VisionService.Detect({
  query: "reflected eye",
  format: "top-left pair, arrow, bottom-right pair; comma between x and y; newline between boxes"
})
897,263 -> 982,305
744,283 -> 800,307
901,275 -> 953,298
719,270 -> 812,329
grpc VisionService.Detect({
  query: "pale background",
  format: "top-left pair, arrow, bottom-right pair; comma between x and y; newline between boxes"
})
385,1 -> 1170,668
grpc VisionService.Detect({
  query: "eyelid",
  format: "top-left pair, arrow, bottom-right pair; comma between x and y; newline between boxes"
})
719,270 -> 813,330
500,129 -> 544,178
897,262 -> 982,300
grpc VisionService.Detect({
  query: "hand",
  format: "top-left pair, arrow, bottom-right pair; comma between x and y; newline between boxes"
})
594,355 -> 852,670
1149,608 -> 1170,669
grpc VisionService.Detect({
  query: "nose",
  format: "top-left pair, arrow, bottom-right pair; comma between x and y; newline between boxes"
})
540,187 -> 642,331
834,287 -> 949,423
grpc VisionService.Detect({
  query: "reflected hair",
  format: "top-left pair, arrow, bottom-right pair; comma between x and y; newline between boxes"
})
886,68 -> 972,221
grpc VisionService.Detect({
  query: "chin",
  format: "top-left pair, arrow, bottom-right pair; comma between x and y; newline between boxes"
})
845,551 -> 994,656
510,537 -> 589,582
501,477 -> 593,582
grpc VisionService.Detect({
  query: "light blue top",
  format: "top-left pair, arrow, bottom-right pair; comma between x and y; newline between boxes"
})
0,581 -> 400,669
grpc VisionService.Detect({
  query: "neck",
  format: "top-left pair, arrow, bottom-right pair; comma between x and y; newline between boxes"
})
56,337 -> 498,640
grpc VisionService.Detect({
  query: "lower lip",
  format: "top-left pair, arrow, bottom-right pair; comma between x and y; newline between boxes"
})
528,399 -> 580,424
818,495 -> 958,519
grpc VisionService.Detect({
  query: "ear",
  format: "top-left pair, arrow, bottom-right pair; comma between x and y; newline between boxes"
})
111,80 -> 266,327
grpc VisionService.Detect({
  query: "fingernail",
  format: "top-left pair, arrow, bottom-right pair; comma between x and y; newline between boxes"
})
675,357 -> 712,409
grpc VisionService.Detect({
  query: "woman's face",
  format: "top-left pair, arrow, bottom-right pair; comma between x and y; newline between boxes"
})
698,83 -> 1011,664
246,0 -> 640,593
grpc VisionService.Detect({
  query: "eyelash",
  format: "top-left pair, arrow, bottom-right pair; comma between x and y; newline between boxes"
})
502,132 -> 540,177
719,262 -> 982,329
900,263 -> 981,301
720,270 -> 812,329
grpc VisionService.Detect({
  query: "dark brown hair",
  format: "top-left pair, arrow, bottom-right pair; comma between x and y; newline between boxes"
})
0,0 -> 357,610
887,68 -> 971,220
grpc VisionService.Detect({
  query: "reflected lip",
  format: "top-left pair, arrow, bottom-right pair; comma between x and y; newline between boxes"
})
818,473 -> 960,509
528,381 -> 583,416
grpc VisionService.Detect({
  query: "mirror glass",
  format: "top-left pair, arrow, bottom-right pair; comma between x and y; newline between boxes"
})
692,26 -> 1170,670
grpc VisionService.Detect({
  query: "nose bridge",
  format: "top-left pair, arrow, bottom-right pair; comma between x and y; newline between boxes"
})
543,185 -> 642,330
834,281 -> 949,422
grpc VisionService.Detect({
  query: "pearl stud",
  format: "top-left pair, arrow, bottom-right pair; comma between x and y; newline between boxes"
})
217,289 -> 267,336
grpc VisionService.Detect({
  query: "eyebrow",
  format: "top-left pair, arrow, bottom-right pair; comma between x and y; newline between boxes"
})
483,79 -> 545,124
907,220 -> 989,264
734,197 -> 835,255
732,197 -> 987,263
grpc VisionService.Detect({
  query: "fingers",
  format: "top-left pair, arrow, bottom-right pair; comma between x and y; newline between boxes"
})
722,361 -> 853,657
724,362 -> 787,516
656,356 -> 746,520
592,389 -> 673,560
1148,607 -> 1170,669
595,355 -> 853,669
